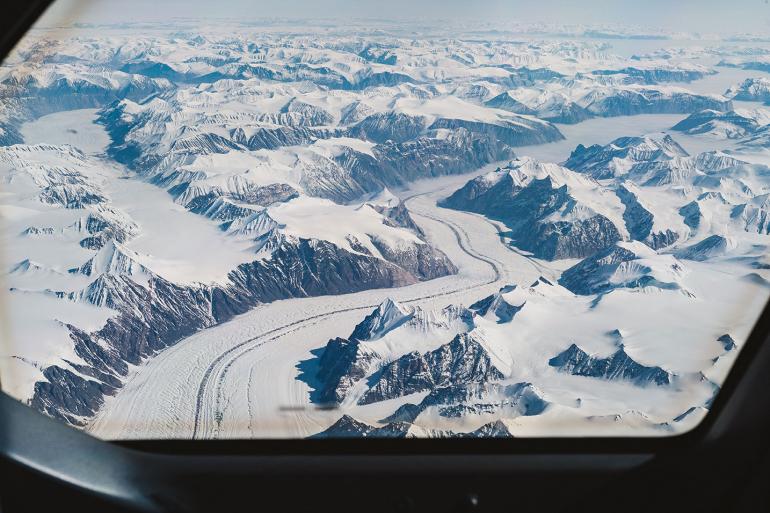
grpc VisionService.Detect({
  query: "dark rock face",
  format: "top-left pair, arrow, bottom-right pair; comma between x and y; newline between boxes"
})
486,73 -> 717,125
169,132 -> 243,153
188,194 -> 257,221
312,299 -> 411,403
383,403 -> 426,423
311,415 -> 412,438
227,239 -> 418,302
469,287 -> 522,323
520,214 -> 624,261
186,184 -> 299,221
679,201 -> 702,230
549,343 -> 671,386
442,169 -> 523,211
646,230 -> 679,250
1,73 -> 170,122
371,200 -> 425,238
98,101 -> 341,162
41,186 -> 105,209
717,334 -> 737,352
120,60 -> 339,88
31,236 -> 452,424
103,97 -> 517,204
558,243 -> 686,296
675,235 -> 732,261
120,61 -> 208,83
34,272 -> 219,423
282,64 -> 354,90
428,117 -> 564,147
493,87 -> 730,126
443,171 -> 621,260
0,122 -> 23,146
233,183 -> 300,206
616,185 -> 679,249
21,226 -> 56,236
30,365 -> 120,425
558,244 -> 638,295
728,78 -> 770,102
312,414 -> 515,438
312,129 -> 517,203
464,420 -> 515,438
347,112 -> 427,143
383,382 -> 548,424
358,46 -> 397,65
564,135 -> 688,180
616,185 -> 654,241
503,66 -> 565,86
29,164 -> 109,211
339,101 -> 375,125
95,60 -> 562,207
730,202 -> 770,235
591,67 -> 708,84
484,92 -> 537,115
540,102 -> 594,124
370,237 -> 458,281
315,338 -> 376,404
115,60 -> 415,92
587,89 -> 732,117
359,333 -> 505,404
352,71 -> 416,89
349,299 -> 412,342
372,129 -> 517,182
244,126 -> 341,151
280,98 -> 334,126
79,236 -> 107,250
672,109 -> 761,137
68,210 -> 137,251
437,382 -> 548,419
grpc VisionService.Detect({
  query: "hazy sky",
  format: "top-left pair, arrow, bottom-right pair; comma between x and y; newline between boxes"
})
38,0 -> 770,35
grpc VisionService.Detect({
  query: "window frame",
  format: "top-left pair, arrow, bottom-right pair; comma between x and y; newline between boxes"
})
0,0 -> 768,456
3,3 -> 770,511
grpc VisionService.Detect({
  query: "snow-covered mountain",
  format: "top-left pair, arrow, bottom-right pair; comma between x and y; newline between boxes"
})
0,140 -> 459,424
312,267 -> 736,436
94,81 -> 556,205
548,343 -> 672,386
726,77 -> 770,103
311,130 -> 769,435
718,57 -> 770,76
485,78 -> 731,124
672,108 -> 770,139
441,158 -> 625,259
558,241 -> 691,296
1,22 -> 768,438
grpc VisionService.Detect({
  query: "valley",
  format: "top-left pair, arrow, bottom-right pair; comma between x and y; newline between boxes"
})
1,21 -> 770,438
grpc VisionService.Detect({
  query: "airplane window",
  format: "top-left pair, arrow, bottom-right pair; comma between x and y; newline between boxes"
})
1,0 -> 769,440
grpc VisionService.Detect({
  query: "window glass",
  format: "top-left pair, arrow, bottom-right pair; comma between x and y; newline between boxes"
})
1,0 -> 769,439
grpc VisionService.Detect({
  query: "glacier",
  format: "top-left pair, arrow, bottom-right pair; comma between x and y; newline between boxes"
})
0,18 -> 768,439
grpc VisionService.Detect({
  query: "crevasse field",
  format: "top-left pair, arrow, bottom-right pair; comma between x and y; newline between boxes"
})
1,15 -> 770,439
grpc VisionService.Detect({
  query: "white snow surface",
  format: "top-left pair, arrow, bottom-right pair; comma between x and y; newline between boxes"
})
1,23 -> 769,439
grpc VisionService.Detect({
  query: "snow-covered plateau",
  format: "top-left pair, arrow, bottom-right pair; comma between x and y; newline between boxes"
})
1,20 -> 769,438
